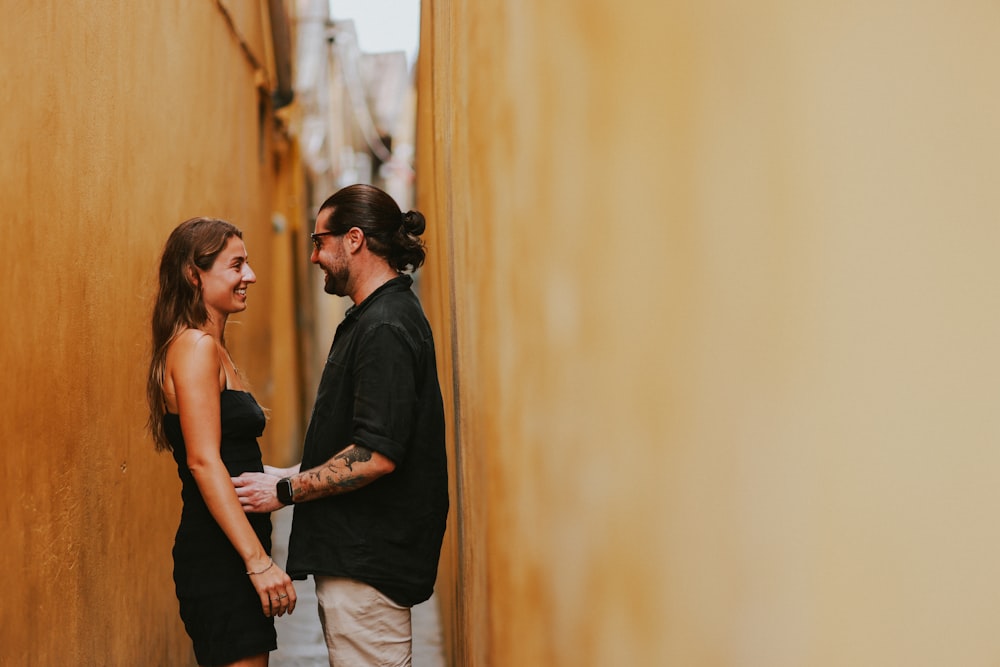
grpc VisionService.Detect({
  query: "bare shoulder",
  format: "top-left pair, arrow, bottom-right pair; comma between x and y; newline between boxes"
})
168,329 -> 216,361
175,327 -> 213,345
165,329 -> 223,390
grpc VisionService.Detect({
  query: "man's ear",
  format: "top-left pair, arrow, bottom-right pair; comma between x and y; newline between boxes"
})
345,227 -> 365,253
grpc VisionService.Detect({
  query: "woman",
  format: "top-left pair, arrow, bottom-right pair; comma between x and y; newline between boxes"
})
147,217 -> 296,667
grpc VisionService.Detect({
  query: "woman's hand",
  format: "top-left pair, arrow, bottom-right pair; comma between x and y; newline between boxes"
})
246,557 -> 297,617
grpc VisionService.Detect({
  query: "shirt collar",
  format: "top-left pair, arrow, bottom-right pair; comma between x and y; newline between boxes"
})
345,274 -> 412,320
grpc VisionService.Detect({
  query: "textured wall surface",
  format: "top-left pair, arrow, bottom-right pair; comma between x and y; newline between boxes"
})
418,1 -> 1000,665
0,2 -> 299,663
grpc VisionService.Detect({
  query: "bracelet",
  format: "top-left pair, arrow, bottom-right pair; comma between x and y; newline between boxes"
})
246,558 -> 274,576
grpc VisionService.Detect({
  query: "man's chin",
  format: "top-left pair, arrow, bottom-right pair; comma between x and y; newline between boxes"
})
323,275 -> 343,296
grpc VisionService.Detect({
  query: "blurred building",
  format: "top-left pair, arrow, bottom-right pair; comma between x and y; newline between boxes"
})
292,0 -> 417,390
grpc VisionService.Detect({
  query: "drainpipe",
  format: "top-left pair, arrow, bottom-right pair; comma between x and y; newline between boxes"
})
268,0 -> 294,109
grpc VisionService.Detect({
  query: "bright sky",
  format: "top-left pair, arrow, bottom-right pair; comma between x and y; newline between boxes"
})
329,0 -> 421,66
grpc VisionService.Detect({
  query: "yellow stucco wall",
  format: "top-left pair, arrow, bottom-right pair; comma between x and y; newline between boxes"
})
418,1 -> 1000,665
1,2 -> 300,663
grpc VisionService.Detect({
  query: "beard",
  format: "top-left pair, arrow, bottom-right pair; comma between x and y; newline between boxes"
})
322,262 -> 350,296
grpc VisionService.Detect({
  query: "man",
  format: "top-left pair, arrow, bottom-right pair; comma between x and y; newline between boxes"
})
233,184 -> 449,666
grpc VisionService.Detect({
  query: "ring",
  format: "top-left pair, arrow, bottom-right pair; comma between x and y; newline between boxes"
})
278,594 -> 288,599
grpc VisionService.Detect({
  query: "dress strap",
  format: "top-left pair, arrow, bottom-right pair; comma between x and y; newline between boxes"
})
217,344 -> 239,391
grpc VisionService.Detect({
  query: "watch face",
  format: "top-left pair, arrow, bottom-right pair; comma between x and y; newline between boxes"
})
277,479 -> 293,504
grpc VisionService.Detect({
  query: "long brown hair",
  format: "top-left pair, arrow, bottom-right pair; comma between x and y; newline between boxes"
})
146,217 -> 242,451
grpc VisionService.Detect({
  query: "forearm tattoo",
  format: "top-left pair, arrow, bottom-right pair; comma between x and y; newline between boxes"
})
302,445 -> 376,497
334,445 -> 373,471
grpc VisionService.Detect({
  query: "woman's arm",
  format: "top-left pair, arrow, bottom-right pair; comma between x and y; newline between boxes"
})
170,332 -> 296,617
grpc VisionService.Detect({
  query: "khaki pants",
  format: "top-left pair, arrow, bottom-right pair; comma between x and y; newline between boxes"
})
315,576 -> 412,667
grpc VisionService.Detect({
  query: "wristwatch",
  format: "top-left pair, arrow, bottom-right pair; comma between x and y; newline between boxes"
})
276,477 -> 295,505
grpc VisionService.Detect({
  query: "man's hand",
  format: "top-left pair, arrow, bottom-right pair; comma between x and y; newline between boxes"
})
233,472 -> 284,513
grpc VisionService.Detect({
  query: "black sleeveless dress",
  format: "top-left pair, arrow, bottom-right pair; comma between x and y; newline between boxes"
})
165,390 -> 276,666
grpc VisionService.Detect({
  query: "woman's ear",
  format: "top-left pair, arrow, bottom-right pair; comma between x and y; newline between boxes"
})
185,263 -> 201,289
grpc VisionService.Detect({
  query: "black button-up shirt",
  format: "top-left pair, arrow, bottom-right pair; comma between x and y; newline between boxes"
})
286,275 -> 449,607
